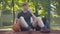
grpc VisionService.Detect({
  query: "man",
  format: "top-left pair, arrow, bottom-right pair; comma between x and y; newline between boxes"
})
15,2 -> 44,31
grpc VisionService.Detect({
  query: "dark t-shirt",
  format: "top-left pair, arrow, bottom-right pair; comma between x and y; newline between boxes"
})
17,11 -> 32,26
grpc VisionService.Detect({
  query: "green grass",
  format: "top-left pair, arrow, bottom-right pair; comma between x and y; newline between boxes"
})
0,26 -> 12,29
51,27 -> 60,30
51,25 -> 60,30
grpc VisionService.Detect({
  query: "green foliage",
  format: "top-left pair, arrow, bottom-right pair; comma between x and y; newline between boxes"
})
38,9 -> 47,18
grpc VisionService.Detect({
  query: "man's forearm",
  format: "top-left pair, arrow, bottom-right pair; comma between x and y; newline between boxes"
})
14,18 -> 18,24
31,13 -> 36,19
28,9 -> 37,20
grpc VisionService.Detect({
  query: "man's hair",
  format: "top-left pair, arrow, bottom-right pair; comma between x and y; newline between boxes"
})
23,2 -> 28,6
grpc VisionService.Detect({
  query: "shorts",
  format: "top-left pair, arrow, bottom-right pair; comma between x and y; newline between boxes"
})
20,24 -> 41,31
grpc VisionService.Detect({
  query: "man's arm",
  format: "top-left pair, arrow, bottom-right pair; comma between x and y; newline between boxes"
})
14,18 -> 18,24
14,12 -> 21,24
28,9 -> 37,21
15,12 -> 21,24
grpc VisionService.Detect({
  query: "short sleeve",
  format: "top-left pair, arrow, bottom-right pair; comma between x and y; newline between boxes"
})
29,12 -> 32,17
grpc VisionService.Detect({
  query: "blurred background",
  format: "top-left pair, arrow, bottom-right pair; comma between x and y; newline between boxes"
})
0,0 -> 60,30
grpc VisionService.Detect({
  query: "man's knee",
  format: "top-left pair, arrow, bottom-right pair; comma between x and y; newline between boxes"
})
19,16 -> 24,20
18,16 -> 25,22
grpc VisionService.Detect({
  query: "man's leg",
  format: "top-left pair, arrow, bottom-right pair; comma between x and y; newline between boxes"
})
37,17 -> 44,28
32,17 -> 44,31
17,16 -> 32,31
32,17 -> 44,28
17,16 -> 28,28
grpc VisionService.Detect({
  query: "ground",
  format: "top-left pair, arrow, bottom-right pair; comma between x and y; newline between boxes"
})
0,30 -> 60,34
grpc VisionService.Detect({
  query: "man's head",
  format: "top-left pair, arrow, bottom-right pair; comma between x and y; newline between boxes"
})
23,2 -> 28,11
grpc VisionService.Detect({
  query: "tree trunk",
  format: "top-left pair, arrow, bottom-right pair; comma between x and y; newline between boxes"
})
12,0 -> 15,23
46,0 -> 51,29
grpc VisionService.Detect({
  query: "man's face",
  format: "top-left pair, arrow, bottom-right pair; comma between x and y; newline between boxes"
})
23,4 -> 28,10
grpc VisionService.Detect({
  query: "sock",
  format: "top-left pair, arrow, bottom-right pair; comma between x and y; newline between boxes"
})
27,26 -> 32,31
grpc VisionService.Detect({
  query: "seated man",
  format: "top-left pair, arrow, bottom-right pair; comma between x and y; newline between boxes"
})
15,2 -> 44,31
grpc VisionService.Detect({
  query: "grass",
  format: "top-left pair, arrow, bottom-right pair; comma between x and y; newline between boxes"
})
51,25 -> 60,30
51,27 -> 60,30
0,26 -> 12,29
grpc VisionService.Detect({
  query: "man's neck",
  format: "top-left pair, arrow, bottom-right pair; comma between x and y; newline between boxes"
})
23,10 -> 28,13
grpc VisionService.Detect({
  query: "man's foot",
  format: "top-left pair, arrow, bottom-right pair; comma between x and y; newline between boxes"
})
27,27 -> 33,31
29,29 -> 33,31
40,29 -> 50,33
